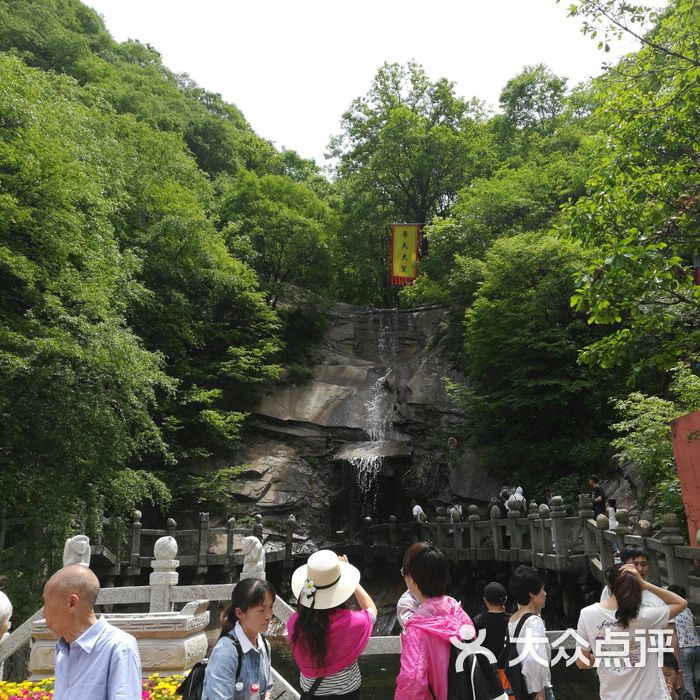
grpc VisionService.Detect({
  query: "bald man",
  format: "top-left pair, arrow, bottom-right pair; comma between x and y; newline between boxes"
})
43,565 -> 142,700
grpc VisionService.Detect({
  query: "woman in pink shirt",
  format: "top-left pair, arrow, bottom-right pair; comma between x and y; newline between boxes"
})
395,542 -> 475,700
288,550 -> 376,699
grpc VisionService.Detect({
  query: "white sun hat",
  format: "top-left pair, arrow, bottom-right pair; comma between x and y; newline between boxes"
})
291,550 -> 361,610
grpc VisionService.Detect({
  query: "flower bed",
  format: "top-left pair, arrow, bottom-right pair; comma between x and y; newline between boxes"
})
0,675 -> 184,699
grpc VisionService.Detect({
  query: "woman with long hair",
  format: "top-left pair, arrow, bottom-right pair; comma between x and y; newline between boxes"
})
394,542 -> 476,700
203,577 -> 276,700
576,562 -> 687,700
288,550 -> 376,699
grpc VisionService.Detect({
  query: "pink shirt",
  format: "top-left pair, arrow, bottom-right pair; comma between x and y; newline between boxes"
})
287,608 -> 374,677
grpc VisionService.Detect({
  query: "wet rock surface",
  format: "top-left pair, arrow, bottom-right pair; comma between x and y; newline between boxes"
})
212,303 -> 491,537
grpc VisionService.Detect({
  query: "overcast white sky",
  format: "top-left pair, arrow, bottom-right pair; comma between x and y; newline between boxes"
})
83,0 -> 665,165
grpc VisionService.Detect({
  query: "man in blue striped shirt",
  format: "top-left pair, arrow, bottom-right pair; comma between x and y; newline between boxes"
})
43,564 -> 142,700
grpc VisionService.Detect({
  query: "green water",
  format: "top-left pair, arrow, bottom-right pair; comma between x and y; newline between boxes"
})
270,639 -> 601,699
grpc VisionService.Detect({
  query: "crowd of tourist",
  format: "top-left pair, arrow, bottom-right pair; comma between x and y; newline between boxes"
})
191,542 -> 697,700
2,479 -> 698,700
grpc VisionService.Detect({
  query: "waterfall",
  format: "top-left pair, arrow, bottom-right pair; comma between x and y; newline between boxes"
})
349,310 -> 400,517
353,453 -> 382,515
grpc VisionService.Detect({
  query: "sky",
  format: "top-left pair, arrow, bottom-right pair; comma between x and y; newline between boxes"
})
83,0 -> 664,166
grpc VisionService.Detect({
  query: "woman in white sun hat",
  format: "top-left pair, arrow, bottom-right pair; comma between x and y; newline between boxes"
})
288,550 -> 377,698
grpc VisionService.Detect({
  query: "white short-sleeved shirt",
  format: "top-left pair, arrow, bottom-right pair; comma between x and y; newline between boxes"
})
507,615 -> 552,693
412,505 -> 425,520
576,603 -> 671,700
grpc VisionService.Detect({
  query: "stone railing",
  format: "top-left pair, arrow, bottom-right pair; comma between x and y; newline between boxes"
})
339,495 -> 700,611
116,511 -> 298,580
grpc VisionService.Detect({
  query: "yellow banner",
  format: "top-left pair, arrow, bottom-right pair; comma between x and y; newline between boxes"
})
390,224 -> 420,285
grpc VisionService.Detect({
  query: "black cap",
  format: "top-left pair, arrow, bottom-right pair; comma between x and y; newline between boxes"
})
483,581 -> 507,605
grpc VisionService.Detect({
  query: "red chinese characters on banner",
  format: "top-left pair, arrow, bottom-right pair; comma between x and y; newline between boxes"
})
390,224 -> 420,286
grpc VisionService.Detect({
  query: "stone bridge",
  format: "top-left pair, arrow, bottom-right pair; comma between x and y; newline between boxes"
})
110,495 -> 700,607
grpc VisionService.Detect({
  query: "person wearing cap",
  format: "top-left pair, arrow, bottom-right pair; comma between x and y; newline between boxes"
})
288,550 -> 376,698
395,542 -> 475,700
472,582 -> 510,659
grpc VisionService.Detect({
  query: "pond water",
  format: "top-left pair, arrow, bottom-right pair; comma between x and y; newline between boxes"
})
270,637 -> 602,699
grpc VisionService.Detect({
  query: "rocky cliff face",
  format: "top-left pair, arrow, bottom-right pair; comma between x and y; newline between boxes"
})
222,303 -> 502,539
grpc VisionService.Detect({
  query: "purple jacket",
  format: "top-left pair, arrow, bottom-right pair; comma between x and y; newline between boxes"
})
395,595 -> 475,700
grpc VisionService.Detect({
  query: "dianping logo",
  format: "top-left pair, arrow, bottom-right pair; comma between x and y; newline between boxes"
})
449,626 -> 497,671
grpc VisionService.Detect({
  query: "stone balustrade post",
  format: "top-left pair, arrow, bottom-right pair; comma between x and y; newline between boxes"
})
638,519 -> 653,538
579,494 -> 597,558
539,504 -> 553,556
489,503 -> 504,558
614,509 -> 632,552
468,505 -> 480,553
285,514 -> 296,560
595,514 -> 614,573
435,507 -> 447,550
253,514 -> 264,542
128,510 -> 142,576
508,511 -> 522,551
451,508 -> 463,553
659,513 -> 688,589
527,502 -> 538,557
166,517 -> 177,538
197,512 -> 209,575
637,519 -> 661,583
227,517 -> 236,559
224,517 -> 237,582
549,496 -> 568,568
149,536 -> 179,613
388,515 -> 399,548
526,504 -> 539,566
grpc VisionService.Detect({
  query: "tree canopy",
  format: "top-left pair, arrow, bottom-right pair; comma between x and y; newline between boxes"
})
329,61 -> 494,305
562,0 -> 700,374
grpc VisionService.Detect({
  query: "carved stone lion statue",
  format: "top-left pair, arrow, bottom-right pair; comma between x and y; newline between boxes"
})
240,535 -> 265,580
62,534 -> 91,567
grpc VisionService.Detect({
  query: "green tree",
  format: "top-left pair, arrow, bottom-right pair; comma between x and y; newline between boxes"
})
331,61 -> 489,223
610,364 -> 700,523
419,118 -> 594,306
0,55 -> 170,612
330,62 -> 493,305
461,232 -> 613,482
562,0 -> 700,373
216,171 -> 336,308
499,64 -> 568,134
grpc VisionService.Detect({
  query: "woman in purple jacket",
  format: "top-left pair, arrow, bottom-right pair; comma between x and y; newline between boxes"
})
395,542 -> 475,700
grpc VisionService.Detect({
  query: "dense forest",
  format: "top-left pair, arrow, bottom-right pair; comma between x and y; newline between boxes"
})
0,0 -> 699,615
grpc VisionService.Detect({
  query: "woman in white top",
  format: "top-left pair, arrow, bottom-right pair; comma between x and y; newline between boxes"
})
576,562 -> 687,700
607,498 -> 618,530
508,565 -> 554,700
667,584 -> 700,697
